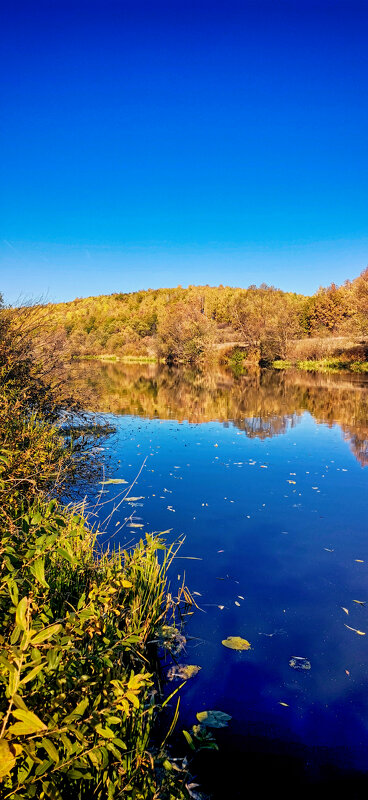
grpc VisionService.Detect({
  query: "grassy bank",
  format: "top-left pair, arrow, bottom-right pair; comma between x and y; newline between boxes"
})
272,358 -> 368,373
0,306 -> 210,799
73,354 -> 159,364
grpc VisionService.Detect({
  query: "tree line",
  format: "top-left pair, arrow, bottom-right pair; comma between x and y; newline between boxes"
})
31,269 -> 368,364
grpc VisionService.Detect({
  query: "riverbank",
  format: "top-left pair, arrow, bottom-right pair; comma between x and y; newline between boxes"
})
0,312 -> 201,799
272,358 -> 368,373
74,353 -> 159,363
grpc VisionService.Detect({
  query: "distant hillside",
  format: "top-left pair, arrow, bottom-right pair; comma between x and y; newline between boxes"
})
38,271 -> 368,364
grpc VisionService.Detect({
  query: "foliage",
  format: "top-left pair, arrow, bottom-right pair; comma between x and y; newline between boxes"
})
0,506 -> 194,799
156,302 -> 216,364
19,269 -> 368,366
0,303 -> 202,799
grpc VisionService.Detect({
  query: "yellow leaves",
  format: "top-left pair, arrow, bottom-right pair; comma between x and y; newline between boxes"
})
353,599 -> 366,605
29,557 -> 49,588
167,664 -> 201,681
30,624 -> 62,645
287,480 -> 296,484
0,740 -> 22,778
15,597 -> 28,632
344,624 -> 366,635
341,607 -> 349,615
279,702 -> 289,707
8,708 -> 47,735
95,724 -> 115,739
20,661 -> 46,685
222,636 -> 251,651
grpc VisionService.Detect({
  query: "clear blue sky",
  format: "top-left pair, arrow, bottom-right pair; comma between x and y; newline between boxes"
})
1,0 -> 367,304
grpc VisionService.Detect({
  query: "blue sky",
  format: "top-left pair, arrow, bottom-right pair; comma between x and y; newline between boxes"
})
1,0 -> 368,303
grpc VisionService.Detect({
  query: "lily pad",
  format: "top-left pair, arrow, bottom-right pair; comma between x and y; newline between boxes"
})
289,656 -> 311,670
196,710 -> 232,728
222,636 -> 251,651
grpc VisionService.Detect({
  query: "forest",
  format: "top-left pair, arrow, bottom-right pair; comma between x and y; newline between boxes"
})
31,268 -> 368,366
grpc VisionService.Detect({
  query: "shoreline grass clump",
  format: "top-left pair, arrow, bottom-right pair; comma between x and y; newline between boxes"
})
272,357 -> 368,373
0,300 -> 201,799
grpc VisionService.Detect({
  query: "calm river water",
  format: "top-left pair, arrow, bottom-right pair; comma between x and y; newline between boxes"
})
73,362 -> 368,798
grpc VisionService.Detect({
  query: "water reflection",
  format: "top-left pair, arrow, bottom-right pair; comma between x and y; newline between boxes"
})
69,362 -> 368,465
68,361 -> 368,793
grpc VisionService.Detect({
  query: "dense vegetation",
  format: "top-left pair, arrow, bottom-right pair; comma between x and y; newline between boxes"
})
0,300 -> 214,799
35,269 -> 368,365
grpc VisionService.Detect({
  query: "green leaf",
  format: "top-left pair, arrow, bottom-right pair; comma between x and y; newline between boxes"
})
41,738 -> 59,764
111,738 -> 127,750
30,558 -> 49,588
16,597 -> 28,631
13,693 -> 28,711
21,661 -> 46,685
31,624 -> 62,645
95,724 -> 115,739
64,697 -> 89,721
196,710 -> 232,728
57,547 -> 75,565
221,636 -> 251,651
9,708 -> 47,735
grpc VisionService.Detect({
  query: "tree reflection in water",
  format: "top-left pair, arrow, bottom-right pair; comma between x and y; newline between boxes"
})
68,362 -> 368,466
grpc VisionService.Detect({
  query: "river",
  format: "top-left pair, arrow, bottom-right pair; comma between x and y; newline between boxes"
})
70,362 -> 368,798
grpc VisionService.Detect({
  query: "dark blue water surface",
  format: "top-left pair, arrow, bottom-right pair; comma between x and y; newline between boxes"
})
75,363 -> 368,796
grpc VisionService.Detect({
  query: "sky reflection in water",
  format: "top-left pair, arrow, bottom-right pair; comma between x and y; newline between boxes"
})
74,363 -> 368,790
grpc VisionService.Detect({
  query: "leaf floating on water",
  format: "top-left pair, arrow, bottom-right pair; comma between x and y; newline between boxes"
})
355,560 -> 364,563
287,480 -> 296,485
238,595 -> 245,600
345,669 -> 350,676
218,605 -> 224,610
100,478 -> 129,485
344,625 -> 366,635
234,601 -> 241,607
167,664 -> 201,681
324,548 -> 334,552
353,600 -> 366,605
222,636 -> 251,651
341,607 -> 349,615
128,523 -> 144,528
196,710 -> 231,728
289,657 -> 311,671
279,702 -> 289,707
123,496 -> 145,502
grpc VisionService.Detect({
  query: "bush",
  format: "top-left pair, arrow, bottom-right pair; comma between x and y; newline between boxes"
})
0,304 -> 197,799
